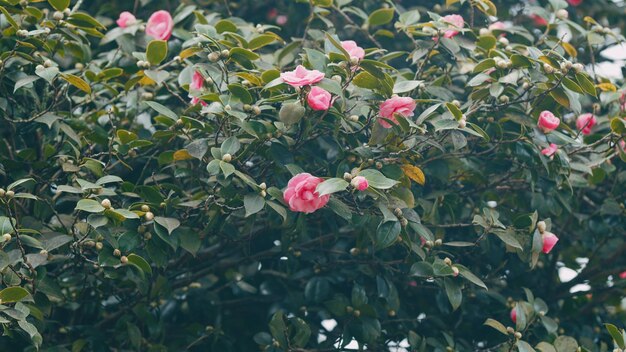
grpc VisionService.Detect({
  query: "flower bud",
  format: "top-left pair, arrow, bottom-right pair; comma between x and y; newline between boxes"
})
63,8 -> 71,16
388,309 -> 396,317
36,64 -> 45,71
143,232 -> 152,240
434,239 -> 443,246
208,52 -> 220,62
2,233 -> 11,242
506,326 -> 515,334
279,102 -> 306,125
145,211 -> 154,221
537,220 -> 546,233
498,37 -> 509,46
458,118 -> 467,129
522,81 -> 531,90
375,161 -> 383,169
393,208 -> 403,217
556,9 -> 569,20
543,63 -> 555,74
497,59 -> 508,69
452,266 -> 460,276
40,249 -> 48,256
425,240 -> 434,248
349,56 -> 359,66
95,242 -> 103,251
353,309 -> 361,317
5,190 -> 14,198
349,248 -> 360,256
53,11 -> 64,20
0,189 -> 5,197
572,63 -> 584,73
444,257 -> 452,266
479,28 -> 490,36
259,182 -> 267,190
101,199 -> 111,209
331,75 -> 342,83
43,59 -> 53,67
113,249 -> 121,257
349,115 -> 359,122
499,95 -> 509,103
222,153 -> 232,162
141,205 -> 150,212
514,332 -> 522,339
252,106 -> 261,115
120,256 -> 128,264
400,218 -> 408,227
220,49 -> 230,58
343,172 -> 353,181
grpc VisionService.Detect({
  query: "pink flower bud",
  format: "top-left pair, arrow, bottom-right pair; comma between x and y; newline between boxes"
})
541,143 -> 558,158
116,11 -> 136,28
541,232 -> 559,254
306,86 -> 332,111
441,14 -> 464,39
190,71 -> 204,91
351,176 -> 369,191
576,113 -> 597,135
510,308 -> 517,323
537,111 -> 560,133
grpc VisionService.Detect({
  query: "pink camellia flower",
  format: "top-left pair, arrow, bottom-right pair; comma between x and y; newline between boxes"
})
283,173 -> 330,213
280,65 -> 325,88
576,113 -> 597,135
145,10 -> 174,41
531,14 -> 548,26
351,176 -> 369,191
542,232 -> 559,254
510,308 -> 517,323
537,110 -> 560,133
116,11 -> 136,28
190,96 -> 207,106
541,143 -> 558,158
619,271 -> 626,279
378,96 -> 417,128
341,40 -> 365,61
617,140 -> 626,154
276,15 -> 288,26
307,86 -> 332,111
190,71 -> 204,91
567,0 -> 582,6
441,14 -> 465,38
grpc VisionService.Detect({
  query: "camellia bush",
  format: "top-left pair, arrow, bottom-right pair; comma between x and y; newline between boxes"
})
1,0 -> 626,350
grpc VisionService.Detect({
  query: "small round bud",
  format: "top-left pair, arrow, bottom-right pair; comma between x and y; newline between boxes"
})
393,208 -> 403,217
349,248 -> 360,256
160,202 -> 166,208
556,9 -> 569,20
43,59 -> 53,67
388,309 -> 396,317
2,233 -> 11,242
143,232 -> 152,240
543,63 -> 555,74
564,60 -> 572,69
514,332 -> 522,339
444,257 -> 452,266
40,249 -> 48,256
101,199 -> 112,209
208,52 -> 220,62
400,218 -> 408,227
0,189 -> 5,197
74,62 -> 84,70
486,116 -> 495,123
243,104 -> 251,112
375,161 -> 383,169
259,182 -> 267,190
458,118 -> 467,129
120,256 -> 128,264
435,239 -> 443,246
63,8 -> 71,16
141,205 -> 150,212
479,28 -> 490,36
353,309 -> 361,317
113,249 -> 121,257
499,95 -> 509,104
222,153 -> 232,162
53,11 -> 64,20
425,240 -> 434,248
346,306 -> 354,313
506,327 -> 515,334
349,56 -> 359,66
19,0 -> 28,6
498,37 -> 509,46
343,172 -> 353,181
537,221 -> 546,233
252,106 -> 261,115
497,59 -> 508,69
17,29 -> 28,37
452,100 -> 461,108
5,190 -> 14,198
95,242 -> 103,251
331,75 -> 342,83
572,63 -> 584,73
36,64 -> 45,71
144,211 -> 154,221
220,49 -> 230,58
137,60 -> 145,68
260,190 -> 266,197
522,81 -> 531,90
349,115 -> 359,122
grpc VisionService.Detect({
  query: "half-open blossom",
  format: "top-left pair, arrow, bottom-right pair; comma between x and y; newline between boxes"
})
441,14 -> 464,39
489,21 -> 506,31
190,71 -> 204,91
537,111 -> 560,133
510,308 -> 517,323
280,65 -> 325,87
531,14 -> 548,27
283,173 -> 330,213
576,113 -> 597,135
116,11 -> 136,28
307,86 -> 331,111
567,0 -> 582,6
341,40 -> 365,61
190,96 -> 207,106
542,232 -> 559,254
541,143 -> 558,158
351,176 -> 368,191
146,10 -> 174,41
379,96 -> 416,128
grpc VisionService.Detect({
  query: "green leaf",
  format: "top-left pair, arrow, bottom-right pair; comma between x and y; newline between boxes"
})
610,117 -> 626,134
484,319 -> 508,335
220,161 -> 235,178
0,286 -> 31,303
517,340 -> 536,352
605,324 -> 625,349
153,217 -> 180,235
269,311 -> 288,348
553,336 -> 578,352
375,221 -> 401,249
445,102 -> 463,120
48,0 -> 70,11
316,178 -> 349,196
368,8 -> 395,26
145,101 -> 178,121
353,72 -> 380,90
61,73 -> 91,93
75,199 -> 105,213
457,265 -> 487,289
244,194 -> 265,217
575,72 -> 597,97
358,169 -> 398,189
0,6 -> 19,29
393,80 -> 423,94
492,229 -> 523,250
220,136 -> 241,155
410,262 -> 434,277
126,254 -> 153,276
146,40 -> 168,65
227,83 -> 253,104
444,277 -> 462,310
